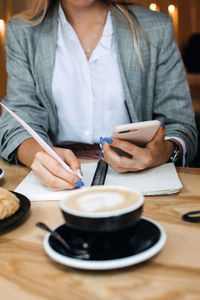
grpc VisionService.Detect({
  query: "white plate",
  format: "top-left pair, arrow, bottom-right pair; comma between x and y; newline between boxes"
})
44,217 -> 166,271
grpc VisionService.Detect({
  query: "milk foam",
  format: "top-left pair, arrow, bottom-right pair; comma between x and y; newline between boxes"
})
77,192 -> 124,212
63,187 -> 141,215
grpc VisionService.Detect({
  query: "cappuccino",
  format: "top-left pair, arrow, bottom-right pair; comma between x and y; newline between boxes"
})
63,187 -> 141,215
60,186 -> 143,232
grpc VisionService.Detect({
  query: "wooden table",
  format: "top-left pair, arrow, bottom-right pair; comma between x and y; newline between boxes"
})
0,158 -> 200,300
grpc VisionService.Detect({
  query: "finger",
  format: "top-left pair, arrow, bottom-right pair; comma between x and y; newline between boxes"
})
32,160 -> 75,191
103,145 -> 122,168
103,143 -> 140,172
150,123 -> 166,144
103,137 -> 141,157
103,139 -> 155,171
54,148 -> 82,179
33,151 -> 83,187
104,147 -> 147,172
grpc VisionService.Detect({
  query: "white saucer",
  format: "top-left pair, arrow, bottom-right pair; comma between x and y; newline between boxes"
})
44,217 -> 166,271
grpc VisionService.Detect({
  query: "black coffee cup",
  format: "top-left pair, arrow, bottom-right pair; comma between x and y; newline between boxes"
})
60,186 -> 144,233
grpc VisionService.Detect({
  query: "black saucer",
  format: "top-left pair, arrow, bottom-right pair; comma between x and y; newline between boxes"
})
44,217 -> 166,270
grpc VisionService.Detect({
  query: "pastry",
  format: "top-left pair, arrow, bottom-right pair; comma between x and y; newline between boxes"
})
0,188 -> 20,220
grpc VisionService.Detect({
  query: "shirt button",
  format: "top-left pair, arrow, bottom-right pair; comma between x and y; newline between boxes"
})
84,130 -> 90,136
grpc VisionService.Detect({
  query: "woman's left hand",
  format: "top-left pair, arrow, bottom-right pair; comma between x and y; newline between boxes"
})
100,125 -> 180,173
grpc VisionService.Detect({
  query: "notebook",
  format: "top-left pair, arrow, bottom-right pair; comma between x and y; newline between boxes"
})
15,162 -> 182,201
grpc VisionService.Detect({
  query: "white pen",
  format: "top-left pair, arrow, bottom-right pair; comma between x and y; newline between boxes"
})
1,103 -> 83,181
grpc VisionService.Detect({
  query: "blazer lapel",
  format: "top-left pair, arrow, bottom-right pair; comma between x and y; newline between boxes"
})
34,4 -> 59,127
111,5 -> 141,122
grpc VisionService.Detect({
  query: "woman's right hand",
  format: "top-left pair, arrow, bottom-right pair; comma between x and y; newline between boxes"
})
17,138 -> 84,191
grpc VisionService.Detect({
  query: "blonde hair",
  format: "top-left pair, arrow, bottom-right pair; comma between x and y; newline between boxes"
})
16,0 -> 144,68
15,0 -> 52,26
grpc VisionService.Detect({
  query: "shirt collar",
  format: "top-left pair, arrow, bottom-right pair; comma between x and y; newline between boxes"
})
58,3 -> 74,36
102,11 -> 113,37
100,11 -> 113,50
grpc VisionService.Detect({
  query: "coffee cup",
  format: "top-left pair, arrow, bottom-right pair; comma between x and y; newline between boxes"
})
60,186 -> 144,233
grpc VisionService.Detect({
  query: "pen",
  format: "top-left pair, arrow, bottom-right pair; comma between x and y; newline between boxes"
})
91,160 -> 108,186
1,103 -> 82,178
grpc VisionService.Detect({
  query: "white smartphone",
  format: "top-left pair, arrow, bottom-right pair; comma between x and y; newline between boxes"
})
112,120 -> 161,146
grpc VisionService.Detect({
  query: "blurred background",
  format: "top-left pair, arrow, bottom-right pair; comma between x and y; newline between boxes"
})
0,0 -> 200,162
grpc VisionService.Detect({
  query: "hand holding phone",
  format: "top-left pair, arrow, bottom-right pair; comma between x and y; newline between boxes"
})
112,120 -> 161,146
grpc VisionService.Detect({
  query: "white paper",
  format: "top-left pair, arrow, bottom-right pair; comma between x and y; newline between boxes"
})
15,163 -> 182,201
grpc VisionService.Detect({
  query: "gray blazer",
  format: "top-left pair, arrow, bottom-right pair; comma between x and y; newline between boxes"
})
0,4 -> 197,164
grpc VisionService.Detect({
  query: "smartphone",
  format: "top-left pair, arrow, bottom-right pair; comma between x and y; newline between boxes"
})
112,120 -> 161,146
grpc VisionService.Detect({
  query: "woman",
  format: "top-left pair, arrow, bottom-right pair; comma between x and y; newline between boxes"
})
0,0 -> 197,190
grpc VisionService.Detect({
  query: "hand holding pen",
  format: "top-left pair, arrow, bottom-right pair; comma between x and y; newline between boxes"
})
1,103 -> 84,190
17,139 -> 84,190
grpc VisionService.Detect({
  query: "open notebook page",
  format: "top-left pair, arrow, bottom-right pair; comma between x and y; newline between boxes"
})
15,162 -> 182,201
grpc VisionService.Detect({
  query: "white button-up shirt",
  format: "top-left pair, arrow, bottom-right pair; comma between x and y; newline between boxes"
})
52,5 -> 130,145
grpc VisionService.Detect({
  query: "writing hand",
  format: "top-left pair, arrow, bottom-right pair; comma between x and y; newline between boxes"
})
17,138 -> 84,190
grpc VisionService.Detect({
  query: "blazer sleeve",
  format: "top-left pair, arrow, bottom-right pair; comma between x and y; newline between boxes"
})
153,16 -> 198,164
0,21 -> 53,163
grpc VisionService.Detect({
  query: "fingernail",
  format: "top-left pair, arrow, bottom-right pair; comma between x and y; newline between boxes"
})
100,137 -> 104,146
99,150 -> 104,159
104,137 -> 113,144
75,180 -> 85,187
162,121 -> 165,129
77,169 -> 83,179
